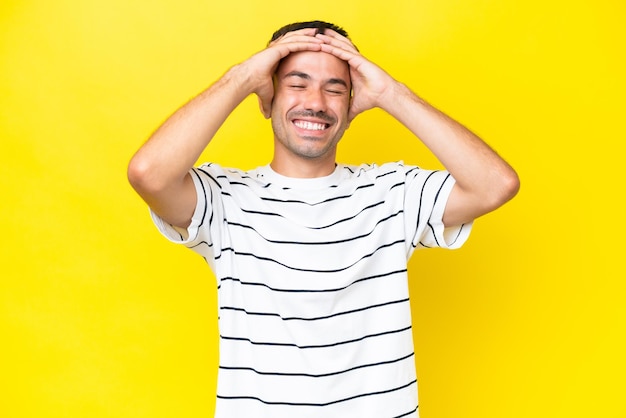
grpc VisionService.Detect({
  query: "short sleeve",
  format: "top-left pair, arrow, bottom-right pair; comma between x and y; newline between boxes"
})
402,165 -> 473,258
149,167 -> 218,266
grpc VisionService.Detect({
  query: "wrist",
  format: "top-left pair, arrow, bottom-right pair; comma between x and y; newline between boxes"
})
378,80 -> 409,109
221,63 -> 259,99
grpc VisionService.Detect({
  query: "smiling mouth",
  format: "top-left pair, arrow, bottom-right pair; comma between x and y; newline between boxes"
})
293,120 -> 330,131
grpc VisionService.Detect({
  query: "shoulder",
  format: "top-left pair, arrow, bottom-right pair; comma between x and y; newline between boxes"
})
193,163 -> 270,187
339,161 -> 419,181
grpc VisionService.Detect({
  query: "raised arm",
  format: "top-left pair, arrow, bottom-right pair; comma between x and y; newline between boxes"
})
127,30 -> 324,228
318,31 -> 520,227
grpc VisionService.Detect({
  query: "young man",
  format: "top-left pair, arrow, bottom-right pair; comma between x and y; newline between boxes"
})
128,20 -> 519,418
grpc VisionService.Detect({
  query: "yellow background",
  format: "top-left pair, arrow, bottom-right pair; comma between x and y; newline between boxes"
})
2,0 -> 624,417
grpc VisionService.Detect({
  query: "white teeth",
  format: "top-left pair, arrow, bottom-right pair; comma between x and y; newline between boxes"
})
294,120 -> 327,131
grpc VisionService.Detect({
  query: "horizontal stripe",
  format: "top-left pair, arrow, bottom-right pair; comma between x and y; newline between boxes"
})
216,379 -> 417,407
225,180 -> 403,206
220,324 -> 412,349
225,209 -> 403,245
220,297 -> 409,321
215,239 -> 405,272
218,351 -> 415,378
240,200 -> 387,230
219,269 -> 407,293
393,406 -> 419,418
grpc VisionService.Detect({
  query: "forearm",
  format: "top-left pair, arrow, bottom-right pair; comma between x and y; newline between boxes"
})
380,81 -> 519,222
127,30 -> 326,227
128,65 -> 252,194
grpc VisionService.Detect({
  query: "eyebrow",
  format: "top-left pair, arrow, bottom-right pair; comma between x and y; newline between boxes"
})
283,71 -> 349,88
284,71 -> 311,80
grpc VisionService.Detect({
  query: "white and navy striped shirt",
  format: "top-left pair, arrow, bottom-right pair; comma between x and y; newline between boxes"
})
152,161 -> 472,418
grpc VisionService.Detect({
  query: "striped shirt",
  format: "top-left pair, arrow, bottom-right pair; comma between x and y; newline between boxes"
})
151,161 -> 472,418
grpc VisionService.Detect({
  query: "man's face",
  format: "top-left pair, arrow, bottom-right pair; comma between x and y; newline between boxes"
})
270,51 -> 351,164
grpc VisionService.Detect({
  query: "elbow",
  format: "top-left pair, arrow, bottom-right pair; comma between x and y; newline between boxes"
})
503,169 -> 521,201
491,168 -> 521,209
127,152 -> 189,201
127,154 -> 146,192
127,153 -> 160,195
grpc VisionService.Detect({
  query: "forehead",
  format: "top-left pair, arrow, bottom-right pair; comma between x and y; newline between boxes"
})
277,51 -> 350,84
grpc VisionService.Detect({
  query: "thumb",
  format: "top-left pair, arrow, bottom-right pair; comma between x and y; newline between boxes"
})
257,90 -> 274,119
348,102 -> 363,123
348,109 -> 357,123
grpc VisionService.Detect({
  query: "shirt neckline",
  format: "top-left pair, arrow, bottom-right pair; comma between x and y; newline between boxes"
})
256,164 -> 345,190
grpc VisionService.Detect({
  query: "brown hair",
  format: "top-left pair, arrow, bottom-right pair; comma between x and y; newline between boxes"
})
268,20 -> 350,45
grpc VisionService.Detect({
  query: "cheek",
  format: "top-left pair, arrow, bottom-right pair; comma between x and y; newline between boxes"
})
333,97 -> 350,118
272,93 -> 297,114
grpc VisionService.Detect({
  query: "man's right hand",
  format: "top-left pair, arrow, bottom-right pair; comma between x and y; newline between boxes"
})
128,28 -> 326,230
236,28 -> 325,118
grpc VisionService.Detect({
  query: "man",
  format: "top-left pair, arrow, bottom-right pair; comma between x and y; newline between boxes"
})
128,20 -> 519,418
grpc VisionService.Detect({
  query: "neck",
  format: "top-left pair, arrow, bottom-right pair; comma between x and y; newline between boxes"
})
270,155 -> 337,178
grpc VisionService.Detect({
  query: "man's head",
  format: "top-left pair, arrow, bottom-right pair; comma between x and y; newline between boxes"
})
268,20 -> 350,45
267,21 -> 353,176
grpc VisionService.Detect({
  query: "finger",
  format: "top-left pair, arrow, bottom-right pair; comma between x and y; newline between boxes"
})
318,42 -> 360,62
316,28 -> 349,42
271,35 -> 321,48
266,43 -> 318,66
271,40 -> 324,60
269,28 -> 318,46
274,35 -> 324,46
315,31 -> 359,52
268,32 -> 324,57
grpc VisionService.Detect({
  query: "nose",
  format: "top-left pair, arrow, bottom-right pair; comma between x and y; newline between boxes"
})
303,88 -> 327,113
